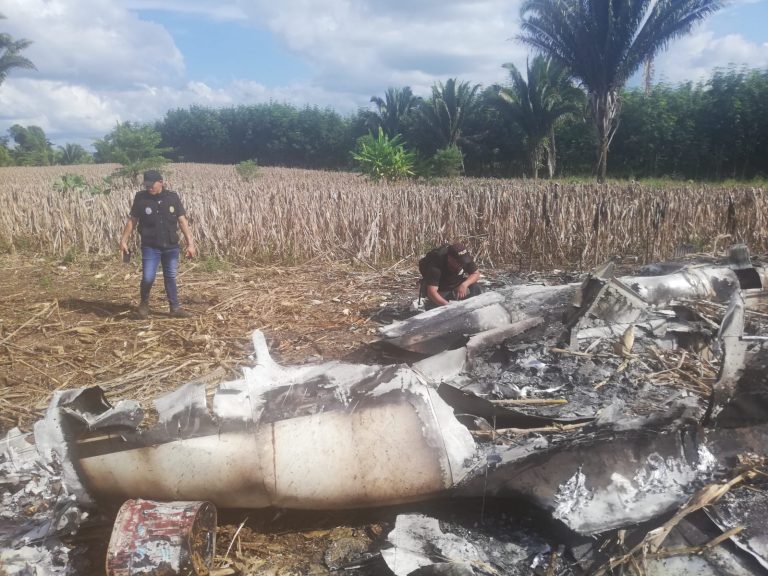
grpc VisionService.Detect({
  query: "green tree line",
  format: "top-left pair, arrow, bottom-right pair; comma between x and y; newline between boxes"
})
158,66 -> 768,180
2,66 -> 766,181
8,1 -> 762,181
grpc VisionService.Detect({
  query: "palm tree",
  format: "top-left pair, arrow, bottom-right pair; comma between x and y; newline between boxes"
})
57,143 -> 92,165
420,78 -> 482,150
518,0 -> 722,182
369,87 -> 420,139
498,56 -> 583,179
0,14 -> 36,86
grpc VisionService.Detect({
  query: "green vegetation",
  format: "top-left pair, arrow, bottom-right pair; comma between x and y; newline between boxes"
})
94,122 -> 171,182
55,143 -> 92,165
420,78 -> 482,152
2,66 -> 765,181
0,14 -> 35,86
8,125 -> 53,166
368,87 -> 420,139
429,145 -> 464,178
61,247 -> 76,265
201,256 -> 230,273
235,159 -> 260,181
518,0 -> 723,181
352,128 -> 416,182
3,1 -> 763,182
54,173 -> 87,194
54,173 -> 110,196
0,126 -> 92,167
497,56 -> 583,179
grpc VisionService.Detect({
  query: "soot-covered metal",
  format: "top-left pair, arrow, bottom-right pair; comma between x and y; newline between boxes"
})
4,249 -> 768,575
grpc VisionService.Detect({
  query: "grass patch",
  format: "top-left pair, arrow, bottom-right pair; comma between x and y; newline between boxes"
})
39,274 -> 52,290
201,256 -> 230,273
61,247 -> 77,265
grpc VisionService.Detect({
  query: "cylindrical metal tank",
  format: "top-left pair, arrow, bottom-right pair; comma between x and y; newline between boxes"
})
106,499 -> 216,576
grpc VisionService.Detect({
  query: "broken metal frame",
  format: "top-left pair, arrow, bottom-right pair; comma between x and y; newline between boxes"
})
6,249 -> 768,574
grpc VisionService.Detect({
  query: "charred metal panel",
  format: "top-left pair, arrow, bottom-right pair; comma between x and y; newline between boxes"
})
57,351 -> 476,509
706,488 -> 768,570
437,383 -> 592,429
381,285 -> 574,354
563,270 -> 648,350
382,263 -> 768,354
713,347 -> 768,428
708,293 -> 750,425
457,413 -> 708,534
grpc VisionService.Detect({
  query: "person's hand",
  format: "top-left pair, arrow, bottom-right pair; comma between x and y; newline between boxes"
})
185,245 -> 197,258
455,283 -> 468,300
119,239 -> 129,256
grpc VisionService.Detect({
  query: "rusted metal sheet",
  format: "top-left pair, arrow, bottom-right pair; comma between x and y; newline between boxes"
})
106,499 -> 216,576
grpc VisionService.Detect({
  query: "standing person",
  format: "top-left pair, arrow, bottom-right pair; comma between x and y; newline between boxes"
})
119,170 -> 197,318
418,242 -> 482,310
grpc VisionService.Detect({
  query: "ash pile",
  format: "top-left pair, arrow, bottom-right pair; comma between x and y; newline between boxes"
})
0,427 -> 85,575
380,244 -> 768,574
2,245 -> 768,575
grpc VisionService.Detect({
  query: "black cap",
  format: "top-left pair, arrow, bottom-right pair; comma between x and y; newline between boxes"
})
447,243 -> 473,266
142,170 -> 163,185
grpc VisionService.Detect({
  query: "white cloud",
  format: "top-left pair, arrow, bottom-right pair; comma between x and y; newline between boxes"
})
1,0 -> 185,88
654,25 -> 768,84
0,0 -> 766,147
236,0 -> 527,98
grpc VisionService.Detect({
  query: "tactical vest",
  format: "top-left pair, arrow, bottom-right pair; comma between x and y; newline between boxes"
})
133,190 -> 181,248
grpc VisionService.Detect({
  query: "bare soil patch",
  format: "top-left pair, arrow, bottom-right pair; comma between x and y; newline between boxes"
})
0,253 -> 426,432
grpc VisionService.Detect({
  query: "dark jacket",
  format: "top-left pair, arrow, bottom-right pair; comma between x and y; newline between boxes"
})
129,190 -> 186,248
418,244 -> 478,292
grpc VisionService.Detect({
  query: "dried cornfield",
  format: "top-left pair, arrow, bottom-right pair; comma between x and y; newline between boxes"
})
1,163 -> 766,267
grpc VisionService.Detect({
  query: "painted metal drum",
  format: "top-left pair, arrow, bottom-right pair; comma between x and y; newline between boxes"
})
106,499 -> 217,575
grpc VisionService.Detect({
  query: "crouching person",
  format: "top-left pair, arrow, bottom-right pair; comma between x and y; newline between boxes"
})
418,242 -> 482,310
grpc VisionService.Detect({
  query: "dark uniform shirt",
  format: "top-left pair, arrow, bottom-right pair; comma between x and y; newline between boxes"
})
418,245 -> 478,292
129,189 -> 186,249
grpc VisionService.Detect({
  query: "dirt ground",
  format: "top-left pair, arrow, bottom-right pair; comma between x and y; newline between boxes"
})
0,252 -> 433,431
6,251 -> 767,574
0,252 -> 525,575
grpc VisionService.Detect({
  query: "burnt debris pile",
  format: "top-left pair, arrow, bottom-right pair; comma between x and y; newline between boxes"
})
3,245 -> 768,575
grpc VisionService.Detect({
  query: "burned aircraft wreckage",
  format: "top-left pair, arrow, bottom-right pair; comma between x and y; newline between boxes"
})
3,245 -> 768,574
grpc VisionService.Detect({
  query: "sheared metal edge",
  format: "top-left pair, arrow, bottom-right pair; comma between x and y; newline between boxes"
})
381,264 -> 768,354
61,399 -> 143,430
552,441 -> 718,534
34,390 -> 95,505
565,275 -> 649,350
704,494 -> 768,570
154,382 -> 208,426
52,330 -> 477,508
381,514 -> 485,576
709,291 -> 748,423
411,347 -> 467,386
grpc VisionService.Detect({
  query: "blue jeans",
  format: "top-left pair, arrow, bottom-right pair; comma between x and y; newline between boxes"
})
140,245 -> 180,308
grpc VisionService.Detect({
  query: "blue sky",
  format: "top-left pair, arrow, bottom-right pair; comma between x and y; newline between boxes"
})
0,0 -> 767,147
